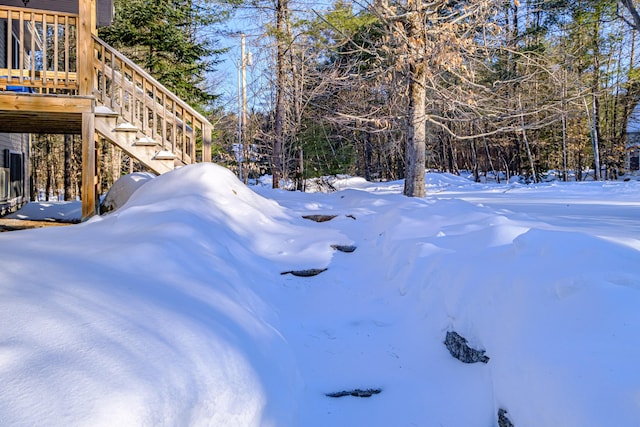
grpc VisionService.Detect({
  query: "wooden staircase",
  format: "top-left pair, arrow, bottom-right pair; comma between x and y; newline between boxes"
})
94,106 -> 176,175
92,36 -> 212,175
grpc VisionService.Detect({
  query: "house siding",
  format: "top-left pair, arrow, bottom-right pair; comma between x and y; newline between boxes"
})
0,133 -> 29,214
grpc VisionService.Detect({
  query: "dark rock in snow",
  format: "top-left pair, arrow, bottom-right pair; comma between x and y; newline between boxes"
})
346,214 -> 356,220
331,244 -> 357,253
498,408 -> 515,427
326,388 -> 382,398
444,331 -> 490,364
302,214 -> 337,223
280,268 -> 328,277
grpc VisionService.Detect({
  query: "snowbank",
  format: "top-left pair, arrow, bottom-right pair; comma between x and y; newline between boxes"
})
1,164 -> 640,426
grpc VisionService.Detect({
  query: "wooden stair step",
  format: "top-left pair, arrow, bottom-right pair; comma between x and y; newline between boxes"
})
115,122 -> 138,132
94,105 -> 119,118
135,137 -> 159,146
153,150 -> 176,160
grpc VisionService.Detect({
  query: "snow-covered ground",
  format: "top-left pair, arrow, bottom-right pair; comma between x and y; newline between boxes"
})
1,164 -> 640,426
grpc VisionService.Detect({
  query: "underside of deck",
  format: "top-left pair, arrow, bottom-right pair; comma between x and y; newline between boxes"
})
0,91 -> 97,220
0,92 -> 93,134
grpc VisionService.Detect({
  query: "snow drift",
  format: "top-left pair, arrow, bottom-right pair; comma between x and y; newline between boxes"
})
1,163 -> 639,426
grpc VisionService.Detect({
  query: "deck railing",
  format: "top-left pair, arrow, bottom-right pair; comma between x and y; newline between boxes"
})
0,6 -> 78,92
0,4 -> 212,164
92,36 -> 212,164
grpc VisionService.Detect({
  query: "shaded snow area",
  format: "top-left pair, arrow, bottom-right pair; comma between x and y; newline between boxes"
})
2,164 -> 640,426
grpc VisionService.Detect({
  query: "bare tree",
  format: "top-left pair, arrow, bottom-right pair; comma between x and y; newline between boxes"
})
371,0 -> 501,196
619,0 -> 640,31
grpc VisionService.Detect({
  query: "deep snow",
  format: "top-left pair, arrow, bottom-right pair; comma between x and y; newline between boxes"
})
1,164 -> 640,426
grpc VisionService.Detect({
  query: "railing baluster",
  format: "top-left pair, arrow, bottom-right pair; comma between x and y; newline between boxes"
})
18,11 -> 24,83
142,78 -> 148,133
120,59 -> 126,115
151,85 -> 157,140
191,120 -> 200,162
172,99 -> 177,155
130,68 -> 135,123
161,91 -> 167,150
53,14 -> 59,88
7,10 -> 13,83
114,55 -> 120,112
181,107 -> 187,161
29,12 -> 35,84
110,48 -> 116,109
103,44 -> 108,101
41,13 -> 47,88
64,16 -> 69,87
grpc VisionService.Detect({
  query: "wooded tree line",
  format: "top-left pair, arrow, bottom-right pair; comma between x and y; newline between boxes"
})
31,133 -> 147,202
213,0 -> 640,196
30,0 -> 640,199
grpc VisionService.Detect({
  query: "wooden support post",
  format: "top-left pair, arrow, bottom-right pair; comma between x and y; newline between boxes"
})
81,111 -> 97,220
79,0 -> 97,219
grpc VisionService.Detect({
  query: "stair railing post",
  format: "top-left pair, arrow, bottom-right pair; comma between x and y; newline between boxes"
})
203,124 -> 212,162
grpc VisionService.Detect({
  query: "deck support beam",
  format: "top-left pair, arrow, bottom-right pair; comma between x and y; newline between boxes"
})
81,112 -> 97,220
78,0 -> 98,219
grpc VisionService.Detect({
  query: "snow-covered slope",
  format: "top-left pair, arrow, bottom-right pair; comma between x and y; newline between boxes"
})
1,164 -> 639,426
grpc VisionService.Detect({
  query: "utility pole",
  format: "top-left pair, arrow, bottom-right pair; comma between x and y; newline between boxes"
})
241,33 -> 249,184
237,33 -> 251,184
237,53 -> 243,182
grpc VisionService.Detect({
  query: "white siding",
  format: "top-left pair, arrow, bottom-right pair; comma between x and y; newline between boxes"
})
0,133 -> 28,211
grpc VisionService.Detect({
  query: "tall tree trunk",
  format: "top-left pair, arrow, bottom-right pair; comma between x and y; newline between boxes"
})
404,65 -> 426,196
590,10 -> 602,180
482,133 -> 498,183
30,150 -> 38,201
64,134 -> 73,200
272,0 -> 287,189
471,139 -> 479,182
45,136 -> 52,200
403,2 -> 426,197
364,135 -> 372,181
591,94 -> 602,180
519,95 -> 537,183
561,105 -> 568,182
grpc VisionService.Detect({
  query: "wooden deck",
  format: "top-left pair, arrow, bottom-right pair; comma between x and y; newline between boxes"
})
0,92 -> 94,134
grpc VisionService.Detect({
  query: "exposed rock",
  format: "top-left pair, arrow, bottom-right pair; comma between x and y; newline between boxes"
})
331,244 -> 357,253
346,214 -> 356,220
326,388 -> 382,398
280,268 -> 328,277
302,214 -> 337,223
498,408 -> 515,427
444,331 -> 490,364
